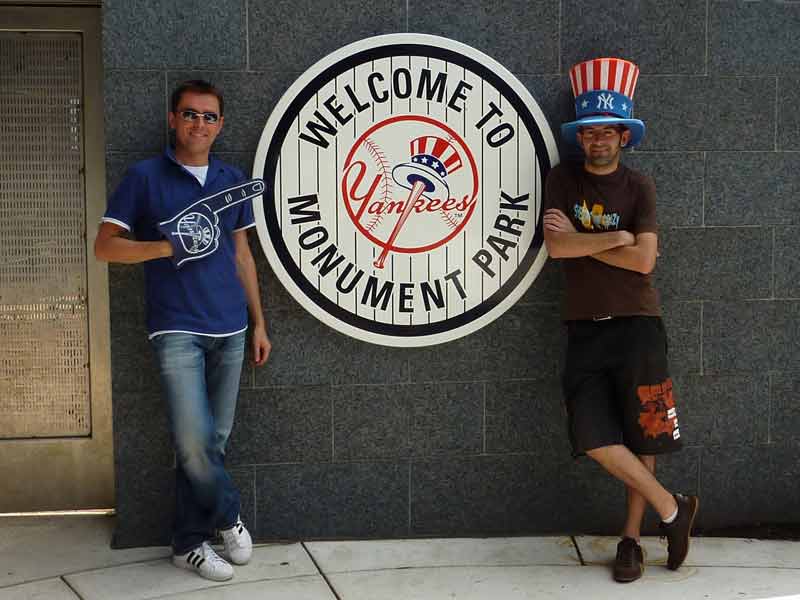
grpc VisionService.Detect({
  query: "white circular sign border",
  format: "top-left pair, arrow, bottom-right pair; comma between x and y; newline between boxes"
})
253,33 -> 558,347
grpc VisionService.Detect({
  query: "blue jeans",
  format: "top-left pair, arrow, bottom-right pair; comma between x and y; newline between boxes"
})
150,331 -> 245,554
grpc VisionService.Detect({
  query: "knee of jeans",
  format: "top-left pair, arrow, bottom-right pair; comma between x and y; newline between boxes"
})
176,435 -> 213,475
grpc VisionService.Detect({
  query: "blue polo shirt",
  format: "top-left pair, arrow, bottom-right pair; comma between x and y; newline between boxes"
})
103,148 -> 255,338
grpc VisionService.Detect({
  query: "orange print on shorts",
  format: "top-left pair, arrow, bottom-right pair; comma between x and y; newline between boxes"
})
637,378 -> 679,440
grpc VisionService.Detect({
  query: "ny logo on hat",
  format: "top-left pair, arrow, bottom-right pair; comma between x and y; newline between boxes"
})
597,92 -> 615,111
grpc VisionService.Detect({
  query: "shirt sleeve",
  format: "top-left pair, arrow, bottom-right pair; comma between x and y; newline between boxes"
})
102,167 -> 146,232
544,165 -> 572,217
234,197 -> 256,231
633,175 -> 658,235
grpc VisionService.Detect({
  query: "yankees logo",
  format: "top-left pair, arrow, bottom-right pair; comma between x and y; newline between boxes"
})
597,92 -> 615,111
342,117 -> 479,268
175,212 -> 216,254
253,34 -> 557,346
158,179 -> 265,268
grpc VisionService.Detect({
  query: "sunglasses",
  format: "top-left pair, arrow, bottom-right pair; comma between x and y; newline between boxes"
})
179,109 -> 220,124
578,127 -> 623,141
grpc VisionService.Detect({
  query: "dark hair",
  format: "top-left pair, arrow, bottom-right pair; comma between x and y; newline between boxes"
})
170,80 -> 224,115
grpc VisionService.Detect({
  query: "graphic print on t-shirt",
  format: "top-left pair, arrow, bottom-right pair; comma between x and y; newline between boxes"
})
637,378 -> 680,440
572,199 -> 621,231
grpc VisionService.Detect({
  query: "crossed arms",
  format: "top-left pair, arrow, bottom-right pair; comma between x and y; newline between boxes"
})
543,208 -> 657,275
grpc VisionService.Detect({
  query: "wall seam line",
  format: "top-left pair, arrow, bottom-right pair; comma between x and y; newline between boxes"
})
772,226 -> 776,300
245,0 -> 250,71
557,0 -> 562,74
699,301 -> 704,376
704,0 -> 710,76
774,76 -> 779,152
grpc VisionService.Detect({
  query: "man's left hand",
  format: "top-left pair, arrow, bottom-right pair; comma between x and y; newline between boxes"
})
251,323 -> 271,366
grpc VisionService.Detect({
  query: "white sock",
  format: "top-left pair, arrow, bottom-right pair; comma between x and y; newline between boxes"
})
662,506 -> 678,524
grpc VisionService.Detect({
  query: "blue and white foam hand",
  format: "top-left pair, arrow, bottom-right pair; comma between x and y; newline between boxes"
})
157,178 -> 264,269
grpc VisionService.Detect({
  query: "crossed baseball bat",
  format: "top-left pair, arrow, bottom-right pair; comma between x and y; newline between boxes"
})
373,179 -> 428,269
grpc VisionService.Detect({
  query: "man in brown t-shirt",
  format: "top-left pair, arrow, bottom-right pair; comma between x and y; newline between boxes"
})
543,58 -> 698,583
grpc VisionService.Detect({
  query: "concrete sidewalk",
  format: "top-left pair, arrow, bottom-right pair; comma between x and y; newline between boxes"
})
2,516 -> 800,599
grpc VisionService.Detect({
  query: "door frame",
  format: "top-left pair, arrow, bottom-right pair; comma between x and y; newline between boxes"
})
0,4 -> 113,511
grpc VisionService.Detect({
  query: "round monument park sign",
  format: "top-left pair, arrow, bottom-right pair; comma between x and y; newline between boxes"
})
253,33 -> 558,347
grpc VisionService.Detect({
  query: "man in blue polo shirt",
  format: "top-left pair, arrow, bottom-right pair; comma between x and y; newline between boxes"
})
95,80 -> 270,582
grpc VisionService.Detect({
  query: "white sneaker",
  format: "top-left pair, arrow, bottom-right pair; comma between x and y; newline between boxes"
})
220,515 -> 253,565
173,541 -> 234,581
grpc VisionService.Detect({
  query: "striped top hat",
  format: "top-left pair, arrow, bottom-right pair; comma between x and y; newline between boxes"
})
392,135 -> 463,200
561,57 -> 645,147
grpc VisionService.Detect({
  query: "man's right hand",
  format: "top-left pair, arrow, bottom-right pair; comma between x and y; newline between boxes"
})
157,202 -> 221,269
157,178 -> 265,269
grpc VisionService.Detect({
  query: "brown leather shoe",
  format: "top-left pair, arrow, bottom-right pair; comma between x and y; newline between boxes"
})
659,493 -> 700,570
613,537 -> 644,582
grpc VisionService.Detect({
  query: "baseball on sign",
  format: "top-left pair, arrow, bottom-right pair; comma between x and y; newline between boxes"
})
253,33 -> 558,347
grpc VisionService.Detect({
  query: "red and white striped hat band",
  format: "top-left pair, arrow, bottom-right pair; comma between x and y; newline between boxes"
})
569,57 -> 640,99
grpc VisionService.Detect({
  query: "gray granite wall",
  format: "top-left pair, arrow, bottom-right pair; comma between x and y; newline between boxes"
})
104,0 -> 800,548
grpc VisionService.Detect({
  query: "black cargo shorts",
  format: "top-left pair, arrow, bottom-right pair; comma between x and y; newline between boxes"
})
562,316 -> 683,457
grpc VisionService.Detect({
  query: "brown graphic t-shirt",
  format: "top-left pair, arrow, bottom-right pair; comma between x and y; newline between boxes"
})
543,162 -> 662,321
